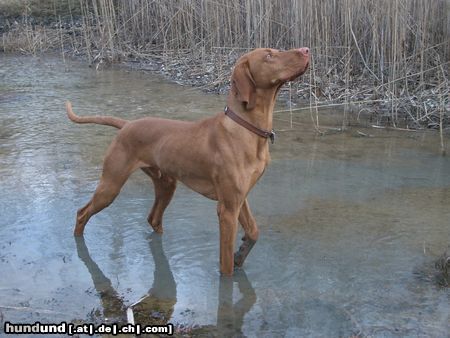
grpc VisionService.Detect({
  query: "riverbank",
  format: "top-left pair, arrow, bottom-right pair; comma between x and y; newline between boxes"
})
1,0 -> 449,133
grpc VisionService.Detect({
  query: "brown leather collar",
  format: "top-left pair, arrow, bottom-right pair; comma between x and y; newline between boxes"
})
224,106 -> 275,144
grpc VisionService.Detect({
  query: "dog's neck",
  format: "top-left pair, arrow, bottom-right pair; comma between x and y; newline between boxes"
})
226,87 -> 279,132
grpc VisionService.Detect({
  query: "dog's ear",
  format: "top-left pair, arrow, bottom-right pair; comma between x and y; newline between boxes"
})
231,60 -> 256,110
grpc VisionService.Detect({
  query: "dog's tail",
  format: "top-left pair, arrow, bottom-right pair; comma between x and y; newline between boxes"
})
65,101 -> 127,129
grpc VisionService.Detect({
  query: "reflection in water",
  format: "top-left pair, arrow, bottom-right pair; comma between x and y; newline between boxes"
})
129,233 -> 177,326
75,233 -> 177,326
76,234 -> 256,335
217,272 -> 256,337
75,237 -> 128,323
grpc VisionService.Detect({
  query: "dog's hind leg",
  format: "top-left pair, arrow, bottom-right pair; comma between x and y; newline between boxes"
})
74,144 -> 136,236
142,168 -> 177,233
234,199 -> 259,268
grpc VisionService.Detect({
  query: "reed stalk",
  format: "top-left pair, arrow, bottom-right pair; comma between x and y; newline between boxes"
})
1,0 -> 448,130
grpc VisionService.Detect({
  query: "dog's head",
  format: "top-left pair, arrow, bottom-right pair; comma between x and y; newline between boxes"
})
231,48 -> 310,110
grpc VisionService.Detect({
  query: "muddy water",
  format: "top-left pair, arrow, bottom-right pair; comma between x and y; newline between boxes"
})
0,55 -> 449,337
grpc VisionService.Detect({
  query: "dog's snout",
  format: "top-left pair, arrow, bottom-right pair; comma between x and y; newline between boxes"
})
297,47 -> 309,56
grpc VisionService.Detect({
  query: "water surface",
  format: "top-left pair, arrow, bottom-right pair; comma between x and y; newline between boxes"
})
0,55 -> 449,337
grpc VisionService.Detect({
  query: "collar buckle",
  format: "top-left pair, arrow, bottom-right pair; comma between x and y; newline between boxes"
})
269,130 -> 276,144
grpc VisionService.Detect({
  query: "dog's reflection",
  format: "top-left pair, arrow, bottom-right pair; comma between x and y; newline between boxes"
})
75,236 -> 128,323
217,272 -> 256,337
128,233 -> 177,325
75,233 -> 256,334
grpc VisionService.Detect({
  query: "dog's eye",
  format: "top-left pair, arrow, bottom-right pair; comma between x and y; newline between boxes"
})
265,53 -> 273,60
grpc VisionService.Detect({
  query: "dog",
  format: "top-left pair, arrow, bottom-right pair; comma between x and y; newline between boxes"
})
66,47 -> 310,275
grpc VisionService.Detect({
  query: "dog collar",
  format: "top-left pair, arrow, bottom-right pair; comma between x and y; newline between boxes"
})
224,106 -> 275,144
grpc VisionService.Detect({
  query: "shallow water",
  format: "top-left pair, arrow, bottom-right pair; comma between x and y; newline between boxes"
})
0,55 -> 449,337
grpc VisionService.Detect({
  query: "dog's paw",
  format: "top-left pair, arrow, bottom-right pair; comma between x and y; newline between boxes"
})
234,252 -> 244,267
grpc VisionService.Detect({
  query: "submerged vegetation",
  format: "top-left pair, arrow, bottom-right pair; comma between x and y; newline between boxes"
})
1,0 -> 449,134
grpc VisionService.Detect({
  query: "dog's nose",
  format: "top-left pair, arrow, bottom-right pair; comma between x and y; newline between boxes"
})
297,47 -> 309,56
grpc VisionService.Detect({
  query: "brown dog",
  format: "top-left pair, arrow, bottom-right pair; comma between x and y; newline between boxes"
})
66,47 -> 310,275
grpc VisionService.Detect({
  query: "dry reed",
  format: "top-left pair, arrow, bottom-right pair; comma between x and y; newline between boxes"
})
81,0 -> 450,130
1,0 -> 449,131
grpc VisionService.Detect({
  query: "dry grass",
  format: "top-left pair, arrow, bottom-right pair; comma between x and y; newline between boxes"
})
1,0 -> 449,134
87,0 -> 449,132
0,0 -> 80,17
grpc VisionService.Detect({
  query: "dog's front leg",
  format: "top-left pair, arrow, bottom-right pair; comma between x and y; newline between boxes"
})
234,199 -> 259,267
217,201 -> 240,276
